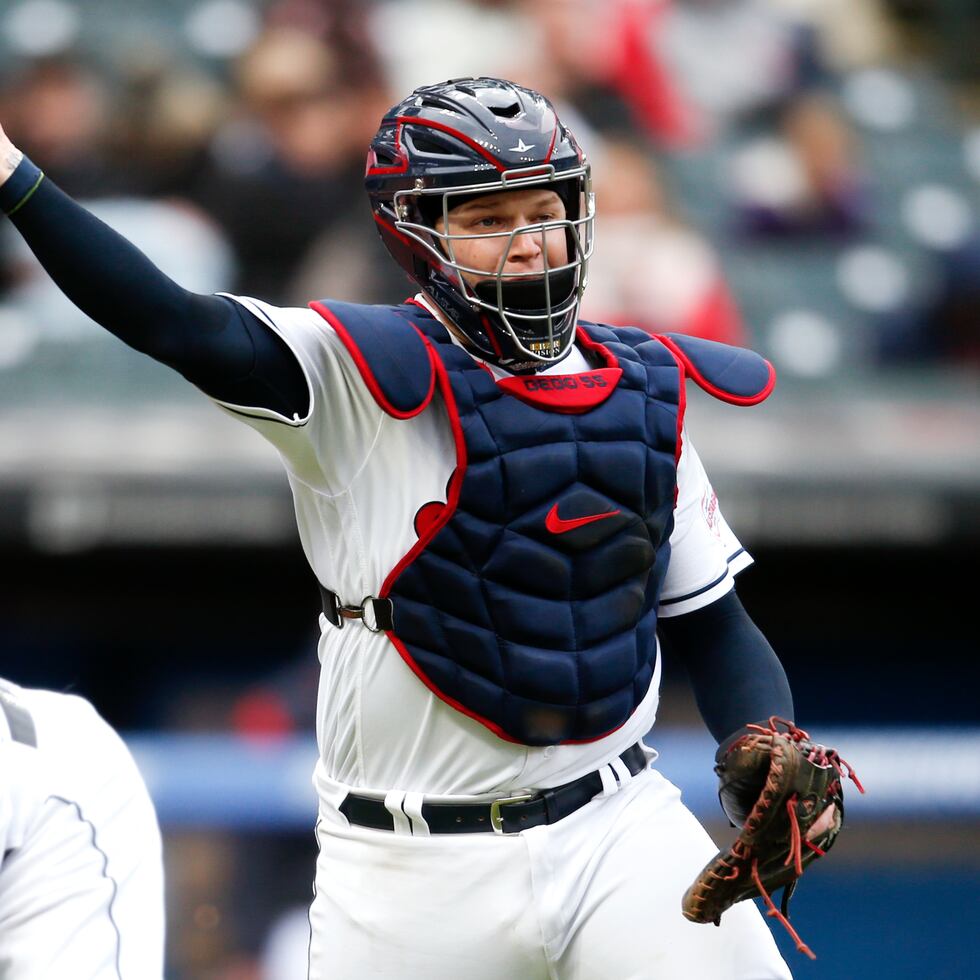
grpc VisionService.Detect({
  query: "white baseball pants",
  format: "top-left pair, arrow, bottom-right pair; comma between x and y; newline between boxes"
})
308,765 -> 791,979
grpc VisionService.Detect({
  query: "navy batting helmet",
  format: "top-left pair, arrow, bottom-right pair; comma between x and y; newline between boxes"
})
365,77 -> 595,369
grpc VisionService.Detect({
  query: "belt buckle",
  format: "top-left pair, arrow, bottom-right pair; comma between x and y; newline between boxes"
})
489,792 -> 536,835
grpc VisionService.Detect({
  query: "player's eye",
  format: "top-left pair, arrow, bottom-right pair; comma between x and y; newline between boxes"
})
473,216 -> 499,229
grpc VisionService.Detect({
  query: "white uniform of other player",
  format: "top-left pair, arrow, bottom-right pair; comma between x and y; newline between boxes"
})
0,679 -> 165,979
215,295 -> 791,979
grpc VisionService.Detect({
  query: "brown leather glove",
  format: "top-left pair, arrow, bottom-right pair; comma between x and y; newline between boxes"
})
681,717 -> 863,959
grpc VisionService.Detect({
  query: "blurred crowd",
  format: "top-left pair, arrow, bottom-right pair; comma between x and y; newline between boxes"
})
1,1 -> 979,976
1,0 -> 978,378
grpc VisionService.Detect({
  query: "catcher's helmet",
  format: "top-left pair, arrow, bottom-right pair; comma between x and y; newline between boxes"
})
365,77 -> 595,368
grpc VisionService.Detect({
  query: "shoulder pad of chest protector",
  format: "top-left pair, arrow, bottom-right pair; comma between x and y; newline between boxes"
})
657,333 -> 775,405
309,300 -> 437,418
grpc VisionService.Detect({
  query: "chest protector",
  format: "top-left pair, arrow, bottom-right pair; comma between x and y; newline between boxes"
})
310,299 -> 775,746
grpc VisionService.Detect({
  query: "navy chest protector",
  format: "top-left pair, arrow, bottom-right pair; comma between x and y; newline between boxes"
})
310,299 -> 774,746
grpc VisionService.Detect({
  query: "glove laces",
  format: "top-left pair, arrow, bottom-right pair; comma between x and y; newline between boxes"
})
744,717 -> 865,959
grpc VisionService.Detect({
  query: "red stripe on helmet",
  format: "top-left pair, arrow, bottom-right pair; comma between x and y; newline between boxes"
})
395,115 -> 508,172
367,122 -> 409,175
544,119 -> 559,163
507,167 -> 552,178
372,211 -> 414,246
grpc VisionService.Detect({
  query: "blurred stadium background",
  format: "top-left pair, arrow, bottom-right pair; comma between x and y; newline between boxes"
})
1,0 -> 978,976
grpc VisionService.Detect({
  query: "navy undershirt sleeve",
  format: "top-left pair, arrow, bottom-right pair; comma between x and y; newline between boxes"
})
2,156 -> 308,417
657,589 -> 794,743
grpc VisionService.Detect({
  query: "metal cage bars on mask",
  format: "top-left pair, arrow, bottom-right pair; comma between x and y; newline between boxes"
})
391,165 -> 596,363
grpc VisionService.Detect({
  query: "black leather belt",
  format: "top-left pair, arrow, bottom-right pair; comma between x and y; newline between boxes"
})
340,742 -> 648,835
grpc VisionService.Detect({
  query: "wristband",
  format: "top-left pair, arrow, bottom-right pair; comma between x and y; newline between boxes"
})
0,154 -> 45,217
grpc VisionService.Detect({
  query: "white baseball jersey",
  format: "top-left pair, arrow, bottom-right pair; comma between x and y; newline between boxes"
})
215,295 -> 751,799
0,680 -> 165,979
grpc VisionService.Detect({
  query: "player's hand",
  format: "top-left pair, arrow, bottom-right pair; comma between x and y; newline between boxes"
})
0,122 -> 23,185
806,801 -> 838,841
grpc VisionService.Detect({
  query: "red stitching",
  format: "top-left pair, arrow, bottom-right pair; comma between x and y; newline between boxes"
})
751,859 -> 816,960
785,795 -> 804,875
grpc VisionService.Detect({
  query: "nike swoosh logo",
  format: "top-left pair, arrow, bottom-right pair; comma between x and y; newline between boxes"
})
545,503 -> 621,534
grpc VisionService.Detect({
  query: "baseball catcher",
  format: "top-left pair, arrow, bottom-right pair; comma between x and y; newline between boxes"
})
683,716 -> 864,958
3,73 -> 864,978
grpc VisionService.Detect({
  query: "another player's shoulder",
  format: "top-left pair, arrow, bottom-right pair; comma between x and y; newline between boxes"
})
0,681 -> 114,769
10,685 -> 106,746
0,678 -> 38,748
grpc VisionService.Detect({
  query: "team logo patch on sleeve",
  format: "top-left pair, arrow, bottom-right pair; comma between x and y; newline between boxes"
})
702,487 -> 722,540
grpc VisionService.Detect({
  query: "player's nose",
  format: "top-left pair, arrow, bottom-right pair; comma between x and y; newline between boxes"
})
506,225 -> 544,264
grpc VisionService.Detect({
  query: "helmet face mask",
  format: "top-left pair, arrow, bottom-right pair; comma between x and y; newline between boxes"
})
395,167 -> 594,363
366,78 -> 596,369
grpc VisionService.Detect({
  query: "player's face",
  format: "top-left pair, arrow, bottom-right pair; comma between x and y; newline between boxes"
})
435,188 -> 569,286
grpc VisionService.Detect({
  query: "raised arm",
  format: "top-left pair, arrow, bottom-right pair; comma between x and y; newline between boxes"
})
0,126 -> 307,417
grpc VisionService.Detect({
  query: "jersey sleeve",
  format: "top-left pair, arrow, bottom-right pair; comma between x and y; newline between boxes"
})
657,427 -> 752,618
210,294 -> 386,494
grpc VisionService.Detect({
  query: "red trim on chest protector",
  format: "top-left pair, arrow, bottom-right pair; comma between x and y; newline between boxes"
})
496,368 -> 623,413
310,300 -> 436,419
369,343 -> 532,742
655,333 -> 775,406
575,325 -> 621,369
655,340 -> 687,509
495,325 -> 623,413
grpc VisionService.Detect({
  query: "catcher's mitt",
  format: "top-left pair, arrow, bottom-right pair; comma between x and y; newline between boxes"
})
681,717 -> 863,959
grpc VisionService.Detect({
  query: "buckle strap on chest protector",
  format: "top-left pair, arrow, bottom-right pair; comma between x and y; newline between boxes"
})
319,584 -> 394,632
